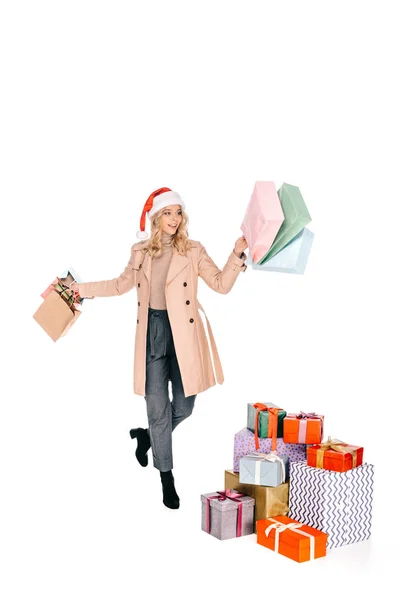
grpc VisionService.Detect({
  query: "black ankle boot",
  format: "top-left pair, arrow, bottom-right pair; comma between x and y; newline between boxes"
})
129,428 -> 151,467
160,470 -> 180,509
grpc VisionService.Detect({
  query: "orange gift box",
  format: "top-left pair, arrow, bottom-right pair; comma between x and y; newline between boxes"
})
256,515 -> 328,562
307,437 -> 363,472
283,412 -> 324,444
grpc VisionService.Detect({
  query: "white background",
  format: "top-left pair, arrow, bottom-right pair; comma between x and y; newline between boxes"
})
1,1 -> 399,598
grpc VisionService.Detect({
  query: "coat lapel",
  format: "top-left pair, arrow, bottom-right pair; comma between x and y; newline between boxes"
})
166,250 -> 189,285
141,248 -> 152,285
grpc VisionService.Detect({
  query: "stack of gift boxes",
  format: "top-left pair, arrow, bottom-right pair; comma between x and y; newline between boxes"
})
201,402 -> 374,563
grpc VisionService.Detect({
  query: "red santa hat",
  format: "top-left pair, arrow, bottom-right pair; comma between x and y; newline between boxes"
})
136,187 -> 185,239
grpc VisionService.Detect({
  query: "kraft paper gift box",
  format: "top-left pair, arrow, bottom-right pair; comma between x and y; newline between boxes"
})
224,470 -> 289,532
240,181 -> 285,264
307,437 -> 363,472
256,515 -> 328,562
33,289 -> 81,341
283,412 -> 324,445
233,427 -> 306,472
239,452 -> 289,487
201,489 -> 255,540
247,403 -> 286,448
248,228 -> 314,274
289,461 -> 374,548
259,183 -> 312,263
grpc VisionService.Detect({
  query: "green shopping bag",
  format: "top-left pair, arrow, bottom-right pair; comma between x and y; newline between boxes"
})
259,183 -> 311,263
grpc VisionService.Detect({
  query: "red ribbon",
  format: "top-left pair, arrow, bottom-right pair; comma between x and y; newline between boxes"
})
205,489 -> 245,537
252,403 -> 282,451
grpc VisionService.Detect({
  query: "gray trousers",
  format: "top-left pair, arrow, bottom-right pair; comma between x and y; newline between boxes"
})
145,308 -> 196,471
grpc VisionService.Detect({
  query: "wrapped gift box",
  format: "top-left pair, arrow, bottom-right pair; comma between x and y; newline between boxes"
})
307,438 -> 363,472
289,461 -> 374,548
234,427 -> 306,472
256,515 -> 328,562
247,402 -> 286,439
240,181 -> 285,264
283,412 -> 324,445
259,183 -> 312,263
239,452 -> 289,487
224,470 -> 289,532
201,489 -> 255,540
248,228 -> 314,274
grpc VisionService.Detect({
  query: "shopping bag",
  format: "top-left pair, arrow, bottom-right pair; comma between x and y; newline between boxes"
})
259,183 -> 311,263
33,286 -> 81,341
240,182 -> 284,264
248,228 -> 314,274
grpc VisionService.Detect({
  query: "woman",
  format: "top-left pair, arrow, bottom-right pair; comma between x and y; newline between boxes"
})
69,187 -> 248,510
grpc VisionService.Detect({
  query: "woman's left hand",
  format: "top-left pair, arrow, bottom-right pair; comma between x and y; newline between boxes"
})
234,235 -> 248,257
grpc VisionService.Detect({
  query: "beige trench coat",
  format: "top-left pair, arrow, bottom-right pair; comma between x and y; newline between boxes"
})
78,240 -> 247,398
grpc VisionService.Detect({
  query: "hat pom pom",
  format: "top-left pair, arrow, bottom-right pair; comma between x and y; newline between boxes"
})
136,230 -> 149,240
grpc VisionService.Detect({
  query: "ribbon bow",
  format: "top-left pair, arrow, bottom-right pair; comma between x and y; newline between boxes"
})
265,521 -> 303,536
247,451 -> 286,485
205,489 -> 245,537
214,489 -> 244,502
296,411 -> 318,419
315,436 -> 358,469
252,403 -> 282,451
265,518 -> 316,560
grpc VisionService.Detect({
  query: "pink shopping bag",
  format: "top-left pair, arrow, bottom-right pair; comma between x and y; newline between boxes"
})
241,182 -> 284,264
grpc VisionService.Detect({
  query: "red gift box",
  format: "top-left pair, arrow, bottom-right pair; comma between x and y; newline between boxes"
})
307,437 -> 363,472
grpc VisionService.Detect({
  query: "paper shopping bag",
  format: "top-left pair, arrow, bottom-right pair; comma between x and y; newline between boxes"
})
259,183 -> 311,263
33,289 -> 81,341
248,228 -> 314,274
240,182 -> 284,264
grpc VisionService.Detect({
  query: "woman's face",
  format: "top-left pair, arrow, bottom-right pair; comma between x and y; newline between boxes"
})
160,204 -> 183,235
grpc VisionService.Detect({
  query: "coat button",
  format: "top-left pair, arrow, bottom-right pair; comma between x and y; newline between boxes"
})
138,302 -> 140,306
190,318 -> 194,323
186,300 -> 190,305
137,319 -> 139,324
183,282 -> 187,287
138,283 -> 140,288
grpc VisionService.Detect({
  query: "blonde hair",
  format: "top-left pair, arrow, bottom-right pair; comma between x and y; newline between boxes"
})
147,207 -> 190,258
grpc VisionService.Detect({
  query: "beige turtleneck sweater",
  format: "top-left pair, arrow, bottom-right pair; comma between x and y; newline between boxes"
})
149,232 -> 174,309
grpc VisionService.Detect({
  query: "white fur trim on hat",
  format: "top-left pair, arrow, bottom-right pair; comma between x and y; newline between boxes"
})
136,230 -> 149,240
148,191 -> 185,219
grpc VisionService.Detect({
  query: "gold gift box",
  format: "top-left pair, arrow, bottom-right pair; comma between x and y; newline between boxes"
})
224,470 -> 289,533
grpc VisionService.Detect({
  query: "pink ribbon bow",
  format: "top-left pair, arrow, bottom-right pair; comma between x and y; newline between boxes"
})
296,411 -> 318,419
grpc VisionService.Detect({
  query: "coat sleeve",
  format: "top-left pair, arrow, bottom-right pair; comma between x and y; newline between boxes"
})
77,245 -> 139,298
197,243 -> 247,295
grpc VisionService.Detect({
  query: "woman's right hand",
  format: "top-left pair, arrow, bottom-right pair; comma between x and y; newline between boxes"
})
68,281 -> 94,300
67,281 -> 81,301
